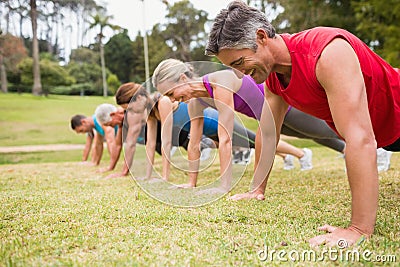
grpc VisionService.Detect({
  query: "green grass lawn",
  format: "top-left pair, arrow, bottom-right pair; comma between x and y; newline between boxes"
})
0,93 -> 116,146
0,93 -> 399,265
0,148 -> 399,266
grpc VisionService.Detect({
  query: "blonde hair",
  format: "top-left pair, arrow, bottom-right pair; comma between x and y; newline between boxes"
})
152,59 -> 195,88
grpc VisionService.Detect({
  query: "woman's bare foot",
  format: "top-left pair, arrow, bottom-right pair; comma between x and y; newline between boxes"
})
229,191 -> 265,201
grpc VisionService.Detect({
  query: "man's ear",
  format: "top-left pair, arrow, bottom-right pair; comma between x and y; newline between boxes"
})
256,28 -> 268,45
179,73 -> 187,83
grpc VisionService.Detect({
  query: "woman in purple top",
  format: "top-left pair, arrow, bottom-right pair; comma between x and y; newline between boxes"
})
153,59 -> 326,193
203,73 -> 346,155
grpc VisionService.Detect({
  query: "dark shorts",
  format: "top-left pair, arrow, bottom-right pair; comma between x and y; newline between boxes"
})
383,137 -> 400,151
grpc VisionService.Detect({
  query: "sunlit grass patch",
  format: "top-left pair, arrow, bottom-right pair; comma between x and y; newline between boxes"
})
0,147 -> 398,266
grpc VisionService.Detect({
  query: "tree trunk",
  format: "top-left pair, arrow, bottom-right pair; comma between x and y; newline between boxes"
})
30,0 -> 42,96
99,42 -> 108,97
0,54 -> 8,93
19,13 -> 24,38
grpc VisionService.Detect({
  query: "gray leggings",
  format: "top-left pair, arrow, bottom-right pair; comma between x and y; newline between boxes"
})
281,107 -> 345,153
206,120 -> 256,149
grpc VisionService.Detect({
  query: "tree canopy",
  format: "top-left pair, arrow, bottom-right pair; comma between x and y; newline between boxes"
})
1,0 -> 399,95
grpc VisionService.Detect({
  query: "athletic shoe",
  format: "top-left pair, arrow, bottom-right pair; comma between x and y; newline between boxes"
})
283,154 -> 295,170
200,147 -> 213,162
241,148 -> 254,165
232,150 -> 244,164
377,148 -> 392,172
200,136 -> 216,149
299,148 -> 313,171
170,146 -> 178,157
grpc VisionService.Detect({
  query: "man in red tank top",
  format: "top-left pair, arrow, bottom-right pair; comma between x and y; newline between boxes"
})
206,1 -> 400,247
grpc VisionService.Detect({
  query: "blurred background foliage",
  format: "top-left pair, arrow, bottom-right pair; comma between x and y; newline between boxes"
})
0,0 -> 399,96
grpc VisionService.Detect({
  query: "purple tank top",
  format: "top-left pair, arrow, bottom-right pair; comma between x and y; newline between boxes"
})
202,74 -> 265,120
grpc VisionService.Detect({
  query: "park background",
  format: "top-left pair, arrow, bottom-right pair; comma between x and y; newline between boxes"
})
1,0 -> 399,265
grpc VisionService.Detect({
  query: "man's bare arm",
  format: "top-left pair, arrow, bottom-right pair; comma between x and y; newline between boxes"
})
309,38 -> 378,246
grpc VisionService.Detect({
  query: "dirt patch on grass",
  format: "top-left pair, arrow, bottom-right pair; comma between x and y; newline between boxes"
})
0,144 -> 85,153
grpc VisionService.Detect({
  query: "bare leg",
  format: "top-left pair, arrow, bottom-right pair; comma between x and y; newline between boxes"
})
276,139 -> 304,159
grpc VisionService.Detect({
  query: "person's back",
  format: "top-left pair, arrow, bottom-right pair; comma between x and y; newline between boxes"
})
266,27 -> 400,147
172,102 -> 219,137
203,71 -> 265,120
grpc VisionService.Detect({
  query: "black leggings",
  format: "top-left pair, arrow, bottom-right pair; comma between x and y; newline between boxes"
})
203,120 -> 256,149
144,122 -> 190,155
282,107 -> 346,153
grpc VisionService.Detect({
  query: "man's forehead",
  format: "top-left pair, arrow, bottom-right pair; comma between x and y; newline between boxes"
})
217,49 -> 242,64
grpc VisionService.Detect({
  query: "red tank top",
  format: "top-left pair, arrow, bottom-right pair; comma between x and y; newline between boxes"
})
266,27 -> 400,147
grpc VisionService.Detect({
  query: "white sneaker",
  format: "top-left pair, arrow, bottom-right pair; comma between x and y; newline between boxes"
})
241,148 -> 254,165
200,147 -> 213,162
283,154 -> 295,170
170,146 -> 178,157
232,150 -> 244,165
299,148 -> 313,171
377,148 -> 392,172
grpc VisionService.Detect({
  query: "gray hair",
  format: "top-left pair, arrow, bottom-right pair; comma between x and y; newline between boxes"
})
205,0 -> 276,56
152,59 -> 195,88
95,103 -> 117,124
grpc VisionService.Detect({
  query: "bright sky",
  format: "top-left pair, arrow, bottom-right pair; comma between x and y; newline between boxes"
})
97,0 -> 232,40
2,0 -> 232,61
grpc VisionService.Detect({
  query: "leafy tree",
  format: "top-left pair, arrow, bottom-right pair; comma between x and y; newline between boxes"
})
66,61 -> 117,95
0,33 -> 28,93
69,47 -> 99,65
87,10 -> 121,97
23,37 -> 59,58
274,0 -> 357,33
352,0 -> 400,66
66,61 -> 102,85
130,25 -> 173,85
104,29 -> 134,83
131,32 -> 146,83
18,57 -> 75,91
147,24 -> 174,75
107,73 -> 120,95
161,0 -> 208,61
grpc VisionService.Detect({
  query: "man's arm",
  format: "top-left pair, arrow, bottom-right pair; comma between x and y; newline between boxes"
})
310,38 -> 378,247
101,125 -> 120,172
82,131 -> 93,162
120,111 -> 143,176
91,132 -> 104,165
